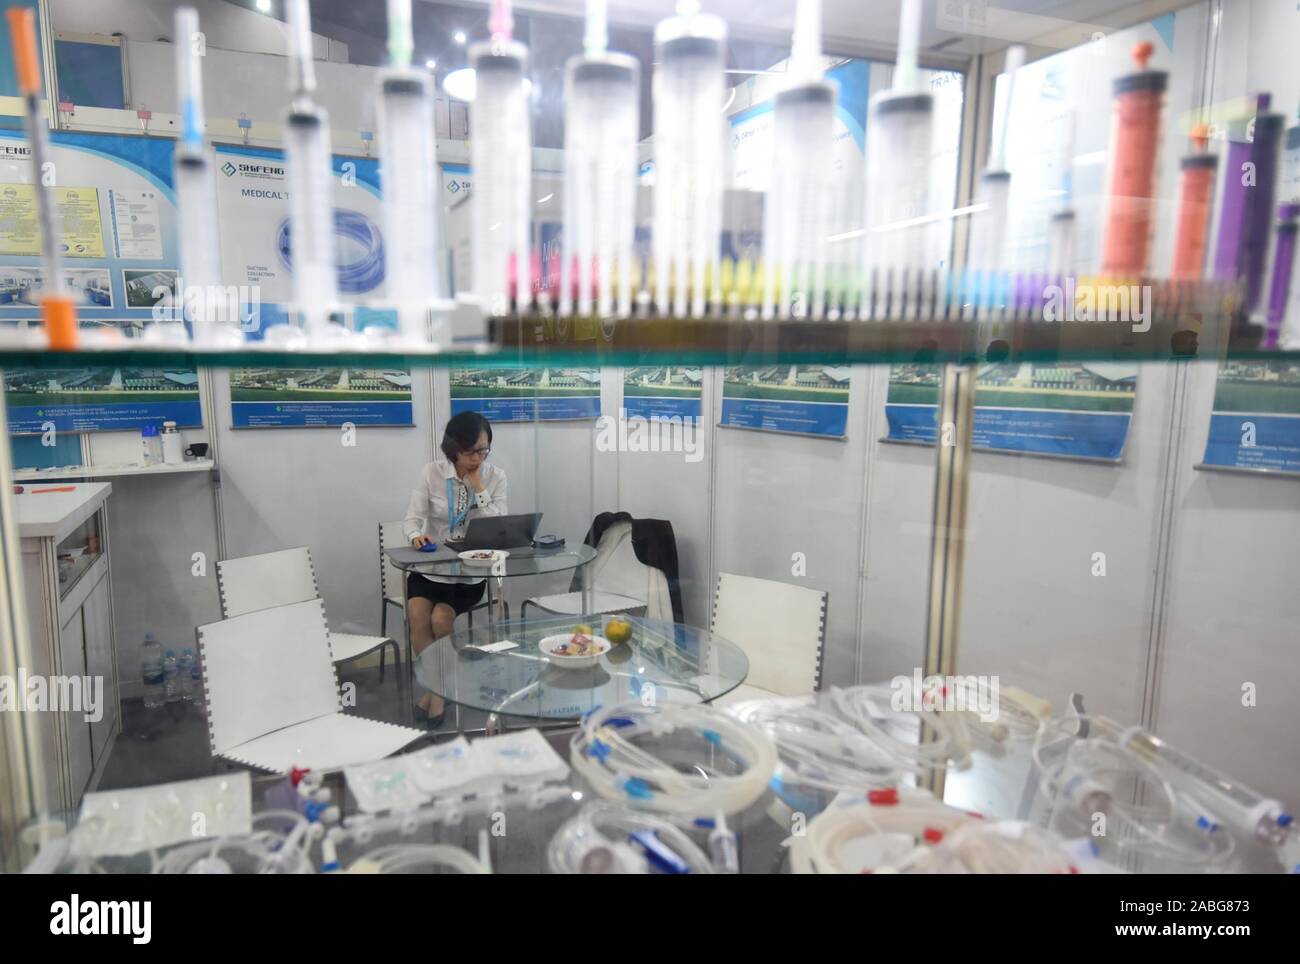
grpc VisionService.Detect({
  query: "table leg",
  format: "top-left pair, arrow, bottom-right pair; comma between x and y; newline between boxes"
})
485,578 -> 497,640
581,564 -> 592,617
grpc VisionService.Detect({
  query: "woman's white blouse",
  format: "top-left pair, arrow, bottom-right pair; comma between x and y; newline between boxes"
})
402,459 -> 509,584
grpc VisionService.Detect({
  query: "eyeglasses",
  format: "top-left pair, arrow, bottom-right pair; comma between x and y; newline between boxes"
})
464,446 -> 491,458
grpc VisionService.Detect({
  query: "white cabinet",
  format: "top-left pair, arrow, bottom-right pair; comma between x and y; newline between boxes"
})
15,483 -> 120,812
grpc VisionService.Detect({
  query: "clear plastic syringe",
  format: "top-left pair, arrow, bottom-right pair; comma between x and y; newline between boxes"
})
561,0 -> 640,319
863,0 -> 934,321
761,0 -> 836,322
653,1 -> 727,317
378,0 -> 443,345
1047,108 -> 1077,280
1102,719 -> 1294,846
283,0 -> 340,337
967,45 -> 1023,336
470,0 -> 532,316
174,7 -> 241,345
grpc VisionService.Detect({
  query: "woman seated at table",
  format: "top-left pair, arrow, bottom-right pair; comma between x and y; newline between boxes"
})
403,411 -> 507,726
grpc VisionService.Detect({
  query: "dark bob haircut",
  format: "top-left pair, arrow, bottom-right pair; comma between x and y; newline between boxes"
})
441,411 -> 493,462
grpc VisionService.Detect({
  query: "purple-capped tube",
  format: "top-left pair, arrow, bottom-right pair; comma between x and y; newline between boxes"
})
1265,202 -> 1299,347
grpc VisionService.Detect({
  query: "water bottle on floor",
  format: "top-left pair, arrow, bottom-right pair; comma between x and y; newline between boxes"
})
189,648 -> 205,714
163,649 -> 180,702
178,649 -> 194,702
142,634 -> 164,708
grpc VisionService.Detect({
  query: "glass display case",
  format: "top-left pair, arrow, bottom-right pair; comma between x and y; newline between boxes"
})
0,0 -> 1297,878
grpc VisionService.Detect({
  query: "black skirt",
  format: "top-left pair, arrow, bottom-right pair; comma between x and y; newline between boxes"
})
405,573 -> 486,614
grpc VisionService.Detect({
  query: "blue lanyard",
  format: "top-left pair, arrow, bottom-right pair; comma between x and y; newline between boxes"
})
447,477 -> 470,534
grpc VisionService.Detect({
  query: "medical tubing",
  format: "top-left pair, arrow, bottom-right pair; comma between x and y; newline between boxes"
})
570,703 -> 776,817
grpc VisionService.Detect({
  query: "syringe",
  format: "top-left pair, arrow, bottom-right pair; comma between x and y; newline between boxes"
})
863,0 -> 934,321
174,6 -> 240,345
760,0 -> 835,322
6,7 -> 76,350
1169,124 -> 1217,281
653,1 -> 727,317
1046,108 -> 1077,280
967,44 -> 1024,336
283,0 -> 340,337
470,0 -> 532,317
561,0 -> 640,319
378,0 -> 443,345
1100,42 -> 1167,279
1114,723 -> 1293,846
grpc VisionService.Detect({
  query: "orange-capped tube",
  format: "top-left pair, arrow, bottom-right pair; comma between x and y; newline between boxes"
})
1101,43 -> 1168,278
42,296 -> 77,350
1170,125 -> 1219,280
6,7 -> 41,94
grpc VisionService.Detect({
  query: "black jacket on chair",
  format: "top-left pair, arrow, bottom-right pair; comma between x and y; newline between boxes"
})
568,512 -> 685,625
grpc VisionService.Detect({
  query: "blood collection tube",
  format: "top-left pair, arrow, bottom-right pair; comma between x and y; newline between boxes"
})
1265,203 -> 1298,347
1170,125 -> 1218,280
1100,42 -> 1167,279
1214,92 -> 1285,318
1241,98 -> 1285,313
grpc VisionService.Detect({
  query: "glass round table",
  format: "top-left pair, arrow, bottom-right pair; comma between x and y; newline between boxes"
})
386,543 -> 598,635
413,614 -> 750,732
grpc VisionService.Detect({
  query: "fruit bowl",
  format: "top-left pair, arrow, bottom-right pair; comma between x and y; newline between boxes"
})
538,632 -> 612,670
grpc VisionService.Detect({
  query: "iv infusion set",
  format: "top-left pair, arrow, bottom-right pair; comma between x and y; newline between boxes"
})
761,0 -> 836,322
470,0 -> 532,317
652,1 -> 727,318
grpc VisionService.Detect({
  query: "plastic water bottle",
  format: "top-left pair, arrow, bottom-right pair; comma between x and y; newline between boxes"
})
142,634 -> 164,708
189,648 -> 205,713
178,649 -> 194,702
163,650 -> 180,703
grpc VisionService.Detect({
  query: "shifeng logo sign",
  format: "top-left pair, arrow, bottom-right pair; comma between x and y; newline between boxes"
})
221,161 -> 237,177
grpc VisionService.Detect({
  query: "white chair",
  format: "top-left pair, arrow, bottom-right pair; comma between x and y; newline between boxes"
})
217,546 -> 401,689
521,520 -> 659,622
709,572 -> 827,705
197,598 -> 421,773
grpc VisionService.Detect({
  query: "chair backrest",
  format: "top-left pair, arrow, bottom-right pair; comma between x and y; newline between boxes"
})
379,521 -> 407,602
217,547 -> 318,619
196,598 -> 340,756
710,572 -> 827,696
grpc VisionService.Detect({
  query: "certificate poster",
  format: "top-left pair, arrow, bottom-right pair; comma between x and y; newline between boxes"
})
623,366 -> 702,421
721,366 -> 850,437
884,362 -> 1137,460
229,367 -> 414,428
0,130 -> 177,327
450,367 -> 601,421
213,143 -> 386,335
0,131 -> 202,433
1201,360 -> 1300,473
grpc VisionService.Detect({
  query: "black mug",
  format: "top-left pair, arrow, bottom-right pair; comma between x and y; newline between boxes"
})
185,443 -> 209,459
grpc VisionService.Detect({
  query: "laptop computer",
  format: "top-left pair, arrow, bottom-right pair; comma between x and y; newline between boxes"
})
444,512 -> 543,551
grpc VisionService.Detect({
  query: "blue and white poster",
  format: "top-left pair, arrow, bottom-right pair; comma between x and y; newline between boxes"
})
1201,360 -> 1300,473
884,362 -> 1136,460
623,366 -> 702,422
0,130 -> 202,433
450,367 -> 600,422
228,367 -> 412,428
721,365 -> 850,438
